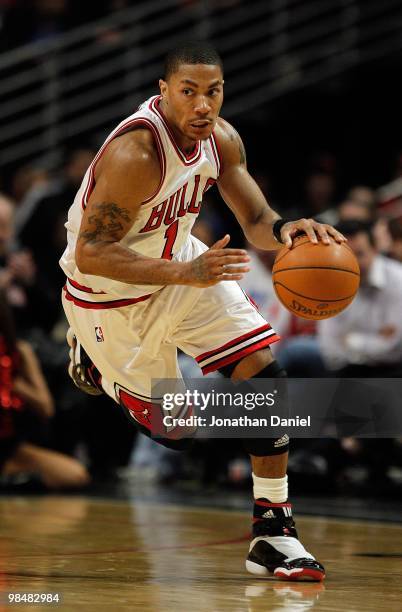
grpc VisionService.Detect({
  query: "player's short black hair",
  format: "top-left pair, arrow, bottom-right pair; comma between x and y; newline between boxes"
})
164,41 -> 223,80
336,219 -> 376,247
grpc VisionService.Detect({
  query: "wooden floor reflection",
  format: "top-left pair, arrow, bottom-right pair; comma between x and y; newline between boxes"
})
0,496 -> 401,611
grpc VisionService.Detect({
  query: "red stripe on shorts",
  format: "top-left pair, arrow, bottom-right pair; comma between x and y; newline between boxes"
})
63,286 -> 152,309
196,323 -> 273,363
201,335 -> 280,375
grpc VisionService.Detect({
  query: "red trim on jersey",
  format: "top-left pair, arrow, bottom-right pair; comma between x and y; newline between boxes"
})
196,323 -> 273,363
149,96 -> 202,166
209,135 -> 219,175
63,285 -> 152,309
201,335 -> 280,375
203,178 -> 217,194
68,278 -> 105,294
211,129 -> 223,174
81,116 -> 166,210
210,131 -> 221,175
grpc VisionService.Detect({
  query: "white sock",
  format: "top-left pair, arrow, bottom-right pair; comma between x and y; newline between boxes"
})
252,473 -> 288,503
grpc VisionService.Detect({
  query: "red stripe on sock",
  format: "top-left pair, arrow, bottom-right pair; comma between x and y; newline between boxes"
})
255,501 -> 292,508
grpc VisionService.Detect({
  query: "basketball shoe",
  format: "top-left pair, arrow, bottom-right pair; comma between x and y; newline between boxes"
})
246,499 -> 325,581
66,328 -> 103,396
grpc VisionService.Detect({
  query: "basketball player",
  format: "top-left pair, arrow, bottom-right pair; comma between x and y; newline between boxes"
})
60,42 -> 345,581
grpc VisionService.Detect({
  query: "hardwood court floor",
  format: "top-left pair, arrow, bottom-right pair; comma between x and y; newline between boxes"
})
0,496 -> 400,611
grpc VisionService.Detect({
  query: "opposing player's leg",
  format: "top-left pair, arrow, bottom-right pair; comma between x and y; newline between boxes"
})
221,349 -> 325,581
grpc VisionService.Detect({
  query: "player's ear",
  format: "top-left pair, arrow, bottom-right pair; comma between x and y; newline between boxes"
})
159,79 -> 168,97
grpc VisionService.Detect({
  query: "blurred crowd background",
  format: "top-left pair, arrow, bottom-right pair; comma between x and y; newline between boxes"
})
0,0 -> 401,498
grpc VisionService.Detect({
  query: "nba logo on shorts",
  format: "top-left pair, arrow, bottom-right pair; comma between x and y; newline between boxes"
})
95,327 -> 104,342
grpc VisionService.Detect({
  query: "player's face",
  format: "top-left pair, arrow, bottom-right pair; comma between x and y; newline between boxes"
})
159,64 -> 223,143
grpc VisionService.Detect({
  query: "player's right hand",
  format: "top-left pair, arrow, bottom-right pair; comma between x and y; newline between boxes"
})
184,234 -> 250,287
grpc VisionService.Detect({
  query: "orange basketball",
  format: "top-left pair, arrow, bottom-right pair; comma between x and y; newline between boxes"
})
272,235 -> 360,320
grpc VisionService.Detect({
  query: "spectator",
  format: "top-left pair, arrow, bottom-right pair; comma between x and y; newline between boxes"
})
337,199 -> 375,223
388,217 -> 402,263
17,148 -> 95,330
302,172 -> 337,225
18,147 -> 95,245
0,290 -> 90,489
341,185 -> 391,255
10,164 -> 50,208
314,185 -> 377,228
377,151 -> 402,218
315,219 -> 402,495
372,216 -> 393,256
347,185 -> 376,210
0,193 -> 49,333
318,220 -> 402,377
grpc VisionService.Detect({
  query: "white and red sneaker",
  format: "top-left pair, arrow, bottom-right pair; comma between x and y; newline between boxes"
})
246,499 -> 325,582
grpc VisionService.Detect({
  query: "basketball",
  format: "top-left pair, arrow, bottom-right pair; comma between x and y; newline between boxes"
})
272,234 -> 360,320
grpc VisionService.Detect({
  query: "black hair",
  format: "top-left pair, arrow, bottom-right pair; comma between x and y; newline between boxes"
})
164,41 -> 223,80
336,219 -> 376,247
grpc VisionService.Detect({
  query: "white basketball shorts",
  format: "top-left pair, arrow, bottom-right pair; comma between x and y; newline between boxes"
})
62,236 -> 279,425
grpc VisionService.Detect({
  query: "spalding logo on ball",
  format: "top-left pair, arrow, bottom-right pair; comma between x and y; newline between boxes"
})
272,235 -> 360,320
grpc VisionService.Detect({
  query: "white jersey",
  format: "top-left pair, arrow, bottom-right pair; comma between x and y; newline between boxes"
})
60,95 -> 221,306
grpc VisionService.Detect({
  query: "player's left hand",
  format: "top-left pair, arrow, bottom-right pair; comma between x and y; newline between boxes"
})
280,218 -> 346,248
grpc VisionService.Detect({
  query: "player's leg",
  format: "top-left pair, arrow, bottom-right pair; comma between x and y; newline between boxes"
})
221,349 -> 325,581
62,289 -> 194,451
174,243 -> 324,581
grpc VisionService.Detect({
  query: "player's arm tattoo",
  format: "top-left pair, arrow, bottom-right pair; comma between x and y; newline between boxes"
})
229,131 -> 247,165
78,202 -> 131,245
238,137 -> 246,165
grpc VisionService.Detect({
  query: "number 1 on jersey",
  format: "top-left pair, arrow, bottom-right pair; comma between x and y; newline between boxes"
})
161,220 -> 179,260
